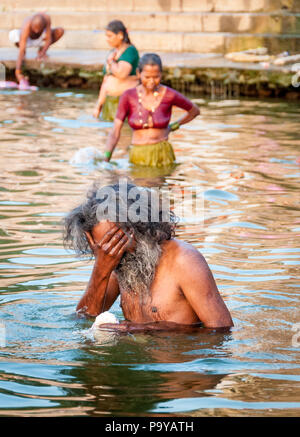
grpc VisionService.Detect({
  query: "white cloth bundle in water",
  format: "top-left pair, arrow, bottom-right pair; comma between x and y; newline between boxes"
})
69,146 -> 103,165
90,311 -> 119,345
91,311 -> 119,329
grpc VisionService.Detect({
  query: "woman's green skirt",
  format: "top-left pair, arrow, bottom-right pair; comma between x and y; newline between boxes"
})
101,95 -> 120,122
129,141 -> 176,167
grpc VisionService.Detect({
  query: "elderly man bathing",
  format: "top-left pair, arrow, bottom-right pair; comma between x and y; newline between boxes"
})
64,183 -> 233,332
9,12 -> 64,83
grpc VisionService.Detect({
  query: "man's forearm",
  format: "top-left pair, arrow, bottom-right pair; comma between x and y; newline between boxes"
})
76,262 -> 111,317
39,39 -> 51,55
96,321 -> 203,333
16,49 -> 25,72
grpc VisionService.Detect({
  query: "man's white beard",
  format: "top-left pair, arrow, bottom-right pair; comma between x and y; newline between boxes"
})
115,235 -> 162,296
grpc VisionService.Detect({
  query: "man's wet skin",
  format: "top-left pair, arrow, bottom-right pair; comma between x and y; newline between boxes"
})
77,220 -> 233,331
14,13 -> 64,83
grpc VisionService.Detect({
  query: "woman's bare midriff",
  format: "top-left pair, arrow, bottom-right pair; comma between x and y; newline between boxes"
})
132,128 -> 169,145
104,75 -> 138,97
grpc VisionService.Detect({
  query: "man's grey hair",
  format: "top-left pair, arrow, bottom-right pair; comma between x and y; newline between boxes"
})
63,181 -> 178,257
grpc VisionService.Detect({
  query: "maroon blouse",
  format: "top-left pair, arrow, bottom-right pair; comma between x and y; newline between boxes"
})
115,86 -> 193,130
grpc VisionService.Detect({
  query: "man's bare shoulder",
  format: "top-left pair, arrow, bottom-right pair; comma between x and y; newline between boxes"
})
39,12 -> 51,24
25,13 -> 50,28
162,238 -> 207,267
21,17 -> 31,33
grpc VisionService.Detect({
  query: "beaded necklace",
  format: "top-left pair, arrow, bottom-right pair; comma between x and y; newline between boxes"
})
137,85 -> 161,128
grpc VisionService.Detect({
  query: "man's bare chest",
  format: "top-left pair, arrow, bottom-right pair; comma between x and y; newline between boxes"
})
29,27 -> 44,40
119,264 -> 185,323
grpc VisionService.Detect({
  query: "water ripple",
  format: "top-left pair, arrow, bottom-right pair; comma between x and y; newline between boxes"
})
0,91 -> 299,416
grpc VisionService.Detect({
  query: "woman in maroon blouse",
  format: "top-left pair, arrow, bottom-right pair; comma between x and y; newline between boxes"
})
103,53 -> 200,167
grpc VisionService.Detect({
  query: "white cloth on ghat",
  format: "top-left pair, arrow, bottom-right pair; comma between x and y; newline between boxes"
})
9,29 -> 45,47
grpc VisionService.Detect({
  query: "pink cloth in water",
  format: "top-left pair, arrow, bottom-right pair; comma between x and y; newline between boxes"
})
0,80 -> 38,91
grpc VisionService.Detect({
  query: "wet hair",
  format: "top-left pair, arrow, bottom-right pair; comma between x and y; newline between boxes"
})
138,53 -> 163,72
63,181 -> 178,256
106,20 -> 131,44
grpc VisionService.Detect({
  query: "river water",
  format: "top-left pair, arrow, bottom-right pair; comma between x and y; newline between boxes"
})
0,89 -> 299,417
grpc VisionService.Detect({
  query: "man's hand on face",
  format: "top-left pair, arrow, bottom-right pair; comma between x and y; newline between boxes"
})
84,224 -> 131,274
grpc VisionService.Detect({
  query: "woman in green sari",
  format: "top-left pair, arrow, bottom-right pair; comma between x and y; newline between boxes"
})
93,20 -> 139,122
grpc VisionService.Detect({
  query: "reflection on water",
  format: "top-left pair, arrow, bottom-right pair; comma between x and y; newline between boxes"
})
0,89 -> 299,416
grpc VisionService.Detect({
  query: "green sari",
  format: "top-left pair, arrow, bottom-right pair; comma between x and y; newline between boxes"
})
101,46 -> 139,121
129,141 -> 176,167
101,95 -> 120,122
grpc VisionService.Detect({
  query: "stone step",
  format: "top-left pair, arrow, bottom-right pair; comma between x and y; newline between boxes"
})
1,0 -> 300,13
1,11 -> 299,34
1,28 -> 299,53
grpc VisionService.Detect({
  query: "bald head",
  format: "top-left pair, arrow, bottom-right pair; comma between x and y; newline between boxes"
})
31,14 -> 47,33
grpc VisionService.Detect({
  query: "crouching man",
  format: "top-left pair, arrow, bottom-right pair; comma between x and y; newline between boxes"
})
9,12 -> 64,83
63,182 -> 233,332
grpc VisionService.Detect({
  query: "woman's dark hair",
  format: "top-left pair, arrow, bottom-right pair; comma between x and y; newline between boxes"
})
106,20 -> 131,44
138,53 -> 163,72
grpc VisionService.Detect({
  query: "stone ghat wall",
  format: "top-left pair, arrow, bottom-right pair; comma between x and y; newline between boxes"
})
3,63 -> 300,100
0,0 -> 300,53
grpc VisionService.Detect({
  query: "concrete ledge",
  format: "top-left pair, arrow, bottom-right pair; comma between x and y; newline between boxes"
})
1,46 -> 296,72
